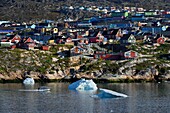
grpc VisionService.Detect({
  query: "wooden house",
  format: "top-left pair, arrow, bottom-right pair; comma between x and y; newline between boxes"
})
119,34 -> 136,45
0,34 -> 21,48
65,37 -> 74,45
143,34 -> 165,44
70,46 -> 86,56
48,36 -> 56,44
107,28 -> 122,39
124,50 -> 138,59
10,34 -> 21,43
0,34 -> 21,43
109,22 -> 132,29
18,37 -> 36,50
94,51 -> 122,60
0,27 -> 14,35
162,27 -> 170,38
42,45 -> 50,51
88,30 -> 105,43
152,34 -> 165,44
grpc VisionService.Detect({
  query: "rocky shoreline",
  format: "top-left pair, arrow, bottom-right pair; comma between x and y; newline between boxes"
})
0,48 -> 170,84
0,70 -> 168,83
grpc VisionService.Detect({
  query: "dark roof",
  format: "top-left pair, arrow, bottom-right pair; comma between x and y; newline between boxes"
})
102,30 -> 108,35
162,31 -> 170,37
120,34 -> 132,40
108,29 -> 119,35
166,27 -> 170,31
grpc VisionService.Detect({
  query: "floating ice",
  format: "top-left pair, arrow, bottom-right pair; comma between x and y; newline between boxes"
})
23,78 -> 35,85
92,88 -> 128,98
68,79 -> 98,91
19,86 -> 50,92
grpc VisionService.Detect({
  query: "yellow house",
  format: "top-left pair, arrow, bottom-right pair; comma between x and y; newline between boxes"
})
48,36 -> 55,44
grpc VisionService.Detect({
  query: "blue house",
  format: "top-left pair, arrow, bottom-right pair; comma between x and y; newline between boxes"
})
131,16 -> 146,22
164,14 -> 170,18
0,27 -> 15,34
89,17 -> 100,23
141,26 -> 162,34
134,13 -> 145,16
109,22 -> 132,29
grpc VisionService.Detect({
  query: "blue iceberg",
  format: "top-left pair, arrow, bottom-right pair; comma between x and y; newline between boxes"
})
23,78 -> 35,85
92,88 -> 128,99
68,79 -> 98,91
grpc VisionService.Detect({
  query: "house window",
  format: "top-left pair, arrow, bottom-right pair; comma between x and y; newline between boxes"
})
96,55 -> 98,58
125,52 -> 130,57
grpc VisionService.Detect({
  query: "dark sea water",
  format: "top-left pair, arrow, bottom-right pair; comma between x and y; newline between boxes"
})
0,82 -> 170,113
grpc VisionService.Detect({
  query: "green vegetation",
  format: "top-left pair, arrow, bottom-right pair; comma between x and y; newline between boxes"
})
0,41 -> 169,82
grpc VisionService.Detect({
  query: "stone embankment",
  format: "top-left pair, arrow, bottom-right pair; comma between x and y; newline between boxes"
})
0,65 -> 170,83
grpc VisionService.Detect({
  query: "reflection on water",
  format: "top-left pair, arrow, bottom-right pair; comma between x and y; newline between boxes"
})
0,82 -> 170,113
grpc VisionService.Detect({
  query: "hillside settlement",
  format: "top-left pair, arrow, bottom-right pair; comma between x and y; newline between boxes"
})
0,6 -> 170,83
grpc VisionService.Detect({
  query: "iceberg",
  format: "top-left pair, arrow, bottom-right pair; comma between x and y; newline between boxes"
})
68,79 -> 98,91
23,78 -> 35,85
92,88 -> 128,99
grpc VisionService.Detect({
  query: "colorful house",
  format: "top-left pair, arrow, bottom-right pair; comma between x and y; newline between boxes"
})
109,22 -> 132,29
18,37 -> 36,50
0,34 -> 21,48
48,36 -> 56,44
124,50 -> 138,59
144,11 -> 158,16
131,16 -> 146,22
10,34 -> 21,43
111,11 -> 129,18
152,34 -> 165,44
42,45 -> 50,51
141,26 -> 162,34
120,34 -> 136,45
94,51 -> 122,60
70,46 -> 86,56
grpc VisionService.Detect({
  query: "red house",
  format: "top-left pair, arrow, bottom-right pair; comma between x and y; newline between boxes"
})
156,37 -> 165,44
151,34 -> 165,44
10,34 -> 21,43
94,51 -> 122,60
10,45 -> 16,49
89,37 -> 97,43
0,34 -> 21,43
42,45 -> 50,51
124,50 -> 138,59
0,34 -> 21,49
18,37 -> 36,50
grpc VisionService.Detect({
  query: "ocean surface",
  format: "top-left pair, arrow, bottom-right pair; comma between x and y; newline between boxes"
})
0,82 -> 170,113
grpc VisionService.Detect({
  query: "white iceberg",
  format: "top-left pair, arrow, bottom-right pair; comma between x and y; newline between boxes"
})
68,79 -> 98,91
23,78 -> 35,85
92,88 -> 128,98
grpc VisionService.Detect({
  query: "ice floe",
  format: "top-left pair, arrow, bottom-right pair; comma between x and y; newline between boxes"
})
23,78 -> 35,85
92,88 -> 128,98
68,79 -> 98,91
19,86 -> 50,92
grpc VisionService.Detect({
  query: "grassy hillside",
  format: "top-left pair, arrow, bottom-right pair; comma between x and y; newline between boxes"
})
0,0 -> 169,22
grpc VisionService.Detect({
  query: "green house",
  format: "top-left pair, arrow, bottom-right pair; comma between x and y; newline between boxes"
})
144,11 -> 157,16
111,11 -> 129,17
